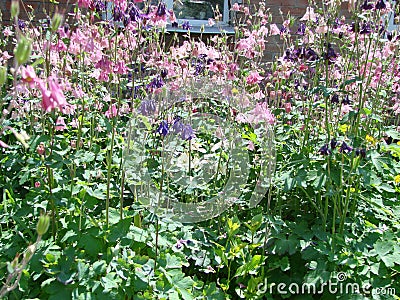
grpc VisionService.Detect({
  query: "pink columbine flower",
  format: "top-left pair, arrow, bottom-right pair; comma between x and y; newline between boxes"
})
208,18 -> 215,26
246,71 -> 264,85
232,3 -> 241,11
20,65 -> 37,88
270,24 -> 280,35
284,102 -> 292,113
105,104 -> 118,118
300,7 -> 318,22
55,116 -> 67,131
77,0 -> 92,8
39,78 -> 69,113
2,27 -> 13,37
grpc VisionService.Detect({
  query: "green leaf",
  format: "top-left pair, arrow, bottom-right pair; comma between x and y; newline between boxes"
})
234,255 -> 262,277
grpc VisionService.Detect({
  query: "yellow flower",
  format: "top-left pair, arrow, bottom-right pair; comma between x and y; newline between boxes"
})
395,175 -> 400,184
338,124 -> 349,134
365,134 -> 376,145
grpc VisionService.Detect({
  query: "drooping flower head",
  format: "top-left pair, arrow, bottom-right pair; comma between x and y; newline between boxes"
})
156,120 -> 169,136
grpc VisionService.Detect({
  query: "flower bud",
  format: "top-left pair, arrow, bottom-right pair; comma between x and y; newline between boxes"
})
24,244 -> 36,261
14,35 -> 32,65
11,0 -> 19,19
37,143 -> 45,155
36,214 -> 50,236
51,13 -> 63,32
0,66 -> 7,87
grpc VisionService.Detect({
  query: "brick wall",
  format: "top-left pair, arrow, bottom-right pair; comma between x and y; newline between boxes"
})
0,0 -> 345,61
1,0 -> 74,25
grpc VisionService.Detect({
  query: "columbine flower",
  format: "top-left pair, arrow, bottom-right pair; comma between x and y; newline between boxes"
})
39,78 -> 69,113
339,141 -> 352,153
156,2 -> 167,17
296,23 -> 306,35
181,124 -> 195,140
300,7 -> 318,22
55,116 -> 67,131
330,138 -> 338,149
246,71 -> 264,85
105,104 -> 118,118
147,76 -> 164,91
355,148 -> 366,158
360,0 -> 373,9
342,95 -> 351,105
318,144 -> 331,155
182,21 -> 191,30
20,65 -> 37,88
138,99 -> 156,116
331,94 -> 339,104
324,43 -> 337,64
375,0 -> 386,10
156,120 -> 169,136
360,22 -> 372,34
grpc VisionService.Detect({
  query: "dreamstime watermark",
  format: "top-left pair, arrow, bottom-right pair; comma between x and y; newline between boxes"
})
124,77 -> 276,223
256,272 -> 396,296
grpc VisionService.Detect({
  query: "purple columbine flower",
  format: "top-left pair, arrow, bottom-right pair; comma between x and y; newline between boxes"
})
361,0 -> 374,9
360,22 -> 372,34
147,76 -> 164,91
375,0 -> 386,10
339,141 -> 353,153
305,48 -> 318,61
127,3 -> 142,23
156,2 -> 167,17
296,23 -> 306,35
324,43 -> 337,64
331,94 -> 339,104
94,0 -> 106,13
182,21 -> 192,30
330,138 -> 338,150
156,120 -> 169,136
18,19 -> 26,30
319,144 -> 331,155
356,148 -> 366,158
138,99 -> 156,116
342,95 -> 351,105
172,117 -> 184,133
181,124 -> 195,140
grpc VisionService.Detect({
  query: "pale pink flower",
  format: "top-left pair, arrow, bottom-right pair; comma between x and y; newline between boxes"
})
34,181 -> 41,188
20,65 -> 37,88
247,141 -> 255,151
232,3 -> 241,11
55,116 -> 67,131
270,24 -> 280,35
2,27 -> 13,37
208,18 -> 215,26
70,118 -> 79,128
253,90 -> 265,100
341,105 -> 353,114
300,7 -> 318,22
105,104 -> 118,118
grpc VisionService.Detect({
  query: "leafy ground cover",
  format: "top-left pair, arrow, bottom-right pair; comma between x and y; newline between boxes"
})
0,0 -> 400,299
